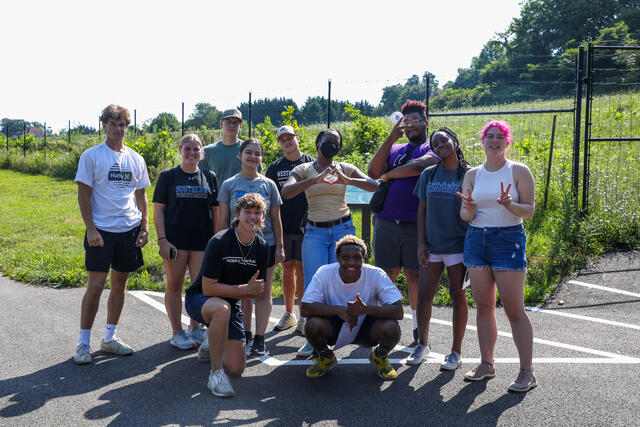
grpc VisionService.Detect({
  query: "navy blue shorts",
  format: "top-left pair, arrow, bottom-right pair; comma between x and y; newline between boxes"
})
184,293 -> 246,342
84,226 -> 144,273
323,315 -> 388,347
463,224 -> 527,271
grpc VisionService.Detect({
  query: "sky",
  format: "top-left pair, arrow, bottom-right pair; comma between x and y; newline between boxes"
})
2,0 -> 522,131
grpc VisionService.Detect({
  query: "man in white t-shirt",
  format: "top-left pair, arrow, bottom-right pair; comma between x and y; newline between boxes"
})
301,235 -> 403,380
73,104 -> 151,365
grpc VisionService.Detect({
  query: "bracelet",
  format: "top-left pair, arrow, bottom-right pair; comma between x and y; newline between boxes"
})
158,237 -> 167,241
140,229 -> 148,234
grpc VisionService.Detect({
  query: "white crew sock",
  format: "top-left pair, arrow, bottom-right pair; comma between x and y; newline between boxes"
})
104,324 -> 117,342
78,328 -> 91,346
412,310 -> 417,329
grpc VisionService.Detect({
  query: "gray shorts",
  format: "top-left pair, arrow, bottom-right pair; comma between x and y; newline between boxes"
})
283,234 -> 303,262
372,217 -> 419,272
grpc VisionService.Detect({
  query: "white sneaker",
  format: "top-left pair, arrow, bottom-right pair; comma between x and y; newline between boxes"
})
74,343 -> 92,365
274,312 -> 297,331
207,369 -> 234,397
197,335 -> 210,362
169,330 -> 197,350
296,317 -> 306,336
440,351 -> 462,371
406,343 -> 430,366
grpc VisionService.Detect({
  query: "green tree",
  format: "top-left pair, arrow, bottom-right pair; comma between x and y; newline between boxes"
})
185,103 -> 221,130
1,118 -> 32,138
149,113 -> 180,133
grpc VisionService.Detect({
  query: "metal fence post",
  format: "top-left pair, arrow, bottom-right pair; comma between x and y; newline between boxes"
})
582,42 -> 593,215
134,109 -> 137,139
23,122 -> 26,156
425,75 -> 431,135
181,102 -> 185,137
44,122 -> 47,153
248,91 -> 252,138
68,120 -> 71,144
98,117 -> 101,137
572,45 -> 584,205
5,124 -> 9,150
327,79 -> 332,128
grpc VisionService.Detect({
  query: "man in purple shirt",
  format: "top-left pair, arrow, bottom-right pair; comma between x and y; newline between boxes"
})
367,100 -> 439,344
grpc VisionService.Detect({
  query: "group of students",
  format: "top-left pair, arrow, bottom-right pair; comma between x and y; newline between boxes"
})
72,102 -> 537,399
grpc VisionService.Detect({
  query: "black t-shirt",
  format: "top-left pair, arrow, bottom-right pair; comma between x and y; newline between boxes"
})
185,227 -> 269,309
152,166 -> 218,251
265,154 -> 314,235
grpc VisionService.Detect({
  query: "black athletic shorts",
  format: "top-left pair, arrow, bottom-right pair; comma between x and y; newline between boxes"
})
84,226 -> 144,273
283,234 -> 303,262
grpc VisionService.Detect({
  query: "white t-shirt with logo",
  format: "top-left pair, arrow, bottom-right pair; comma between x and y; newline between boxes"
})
75,142 -> 150,232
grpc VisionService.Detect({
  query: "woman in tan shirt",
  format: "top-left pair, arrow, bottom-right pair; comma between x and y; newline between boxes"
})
282,128 -> 378,356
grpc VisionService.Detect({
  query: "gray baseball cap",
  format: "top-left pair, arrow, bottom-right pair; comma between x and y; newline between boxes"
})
276,125 -> 296,139
222,108 -> 242,121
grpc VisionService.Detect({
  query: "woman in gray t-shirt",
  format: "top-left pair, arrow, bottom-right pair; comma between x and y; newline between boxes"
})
409,127 -> 470,370
218,138 -> 283,357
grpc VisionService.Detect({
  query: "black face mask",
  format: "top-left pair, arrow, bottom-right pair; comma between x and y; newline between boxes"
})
319,141 -> 340,158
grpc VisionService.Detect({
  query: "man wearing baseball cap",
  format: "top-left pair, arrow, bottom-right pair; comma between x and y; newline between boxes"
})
200,108 -> 261,192
265,125 -> 314,333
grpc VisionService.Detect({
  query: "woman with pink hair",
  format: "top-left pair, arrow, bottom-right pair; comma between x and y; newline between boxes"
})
457,120 -> 537,392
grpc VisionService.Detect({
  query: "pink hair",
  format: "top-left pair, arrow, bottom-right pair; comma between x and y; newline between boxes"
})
480,120 -> 513,144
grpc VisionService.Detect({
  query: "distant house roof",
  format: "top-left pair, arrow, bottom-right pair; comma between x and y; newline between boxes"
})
28,127 -> 45,137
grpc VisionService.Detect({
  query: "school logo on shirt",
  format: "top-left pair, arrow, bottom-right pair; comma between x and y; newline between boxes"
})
427,181 -> 461,199
108,163 -> 133,189
223,256 -> 257,266
176,185 -> 209,199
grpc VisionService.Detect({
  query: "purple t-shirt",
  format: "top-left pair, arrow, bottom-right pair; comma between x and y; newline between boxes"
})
374,142 -> 433,222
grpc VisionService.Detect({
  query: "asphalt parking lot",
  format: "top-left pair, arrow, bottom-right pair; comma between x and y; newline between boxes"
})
1,251 -> 639,426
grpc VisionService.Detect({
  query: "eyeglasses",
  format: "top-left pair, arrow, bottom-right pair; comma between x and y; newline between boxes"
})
403,119 -> 423,128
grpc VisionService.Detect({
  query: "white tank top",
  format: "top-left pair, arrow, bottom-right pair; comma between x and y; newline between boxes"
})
470,160 -> 522,227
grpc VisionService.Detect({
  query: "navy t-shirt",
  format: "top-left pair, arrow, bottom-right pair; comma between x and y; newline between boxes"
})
414,164 -> 468,254
152,166 -> 218,251
265,154 -> 314,235
185,228 -> 269,309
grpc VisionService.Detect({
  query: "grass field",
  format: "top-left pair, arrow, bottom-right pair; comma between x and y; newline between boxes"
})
0,169 -> 370,299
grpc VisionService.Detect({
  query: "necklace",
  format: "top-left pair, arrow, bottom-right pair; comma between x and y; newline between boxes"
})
234,228 -> 255,264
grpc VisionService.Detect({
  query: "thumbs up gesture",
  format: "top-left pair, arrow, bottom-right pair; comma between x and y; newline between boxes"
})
347,292 -> 367,316
246,270 -> 264,297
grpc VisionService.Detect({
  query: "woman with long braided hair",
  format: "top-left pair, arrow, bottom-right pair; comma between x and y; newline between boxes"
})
407,127 -> 470,369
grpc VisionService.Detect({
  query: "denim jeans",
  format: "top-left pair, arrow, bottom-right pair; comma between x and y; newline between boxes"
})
302,218 -> 355,289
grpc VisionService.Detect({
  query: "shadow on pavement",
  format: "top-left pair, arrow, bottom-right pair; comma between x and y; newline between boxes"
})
78,350 -> 527,426
0,342 -> 179,419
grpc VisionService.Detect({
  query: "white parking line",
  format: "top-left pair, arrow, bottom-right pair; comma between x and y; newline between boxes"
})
130,291 -> 640,364
257,356 -> 640,366
568,280 -> 640,298
526,306 -> 640,330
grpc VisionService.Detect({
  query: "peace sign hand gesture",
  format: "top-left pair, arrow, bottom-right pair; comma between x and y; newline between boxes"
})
496,181 -> 512,207
456,189 -> 477,210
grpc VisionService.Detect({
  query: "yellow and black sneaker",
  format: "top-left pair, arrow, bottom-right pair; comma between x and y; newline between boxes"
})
369,351 -> 397,380
306,353 -> 337,378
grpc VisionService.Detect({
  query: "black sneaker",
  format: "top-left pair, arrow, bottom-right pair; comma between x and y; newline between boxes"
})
251,335 -> 266,356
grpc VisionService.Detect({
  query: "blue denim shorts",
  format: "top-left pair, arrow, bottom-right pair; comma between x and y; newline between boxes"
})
463,224 -> 527,271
